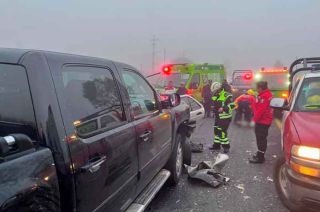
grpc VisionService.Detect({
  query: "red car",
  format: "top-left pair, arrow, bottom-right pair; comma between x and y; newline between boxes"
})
271,58 -> 320,211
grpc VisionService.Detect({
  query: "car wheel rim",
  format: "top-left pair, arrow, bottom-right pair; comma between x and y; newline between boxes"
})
176,142 -> 183,177
278,163 -> 290,199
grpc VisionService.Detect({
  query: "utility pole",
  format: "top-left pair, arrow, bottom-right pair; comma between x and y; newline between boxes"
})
163,48 -> 166,64
151,35 -> 159,73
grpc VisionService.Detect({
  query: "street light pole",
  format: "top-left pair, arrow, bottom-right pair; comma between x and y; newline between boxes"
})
151,35 -> 159,73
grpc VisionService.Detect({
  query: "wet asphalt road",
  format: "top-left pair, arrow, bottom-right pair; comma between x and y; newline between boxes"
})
148,118 -> 288,212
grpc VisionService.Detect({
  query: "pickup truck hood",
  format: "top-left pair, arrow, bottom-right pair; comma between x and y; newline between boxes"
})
290,112 -> 320,147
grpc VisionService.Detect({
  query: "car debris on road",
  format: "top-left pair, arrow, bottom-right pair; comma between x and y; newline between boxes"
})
185,153 -> 230,188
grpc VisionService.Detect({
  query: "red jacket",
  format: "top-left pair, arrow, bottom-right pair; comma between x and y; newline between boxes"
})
235,94 -> 256,111
253,89 -> 273,125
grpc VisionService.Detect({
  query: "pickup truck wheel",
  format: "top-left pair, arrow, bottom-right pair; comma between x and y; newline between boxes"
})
182,136 -> 192,166
166,133 -> 183,186
274,155 -> 302,212
3,187 -> 60,212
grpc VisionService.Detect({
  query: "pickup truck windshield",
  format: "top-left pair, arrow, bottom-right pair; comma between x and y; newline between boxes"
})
296,77 -> 320,112
0,64 -> 36,138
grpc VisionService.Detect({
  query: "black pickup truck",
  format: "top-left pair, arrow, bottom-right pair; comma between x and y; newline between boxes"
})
0,48 -> 193,212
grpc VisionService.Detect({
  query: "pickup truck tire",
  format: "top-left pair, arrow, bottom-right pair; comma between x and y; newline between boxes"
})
4,187 -> 60,212
274,155 -> 302,212
182,136 -> 192,166
165,133 -> 183,186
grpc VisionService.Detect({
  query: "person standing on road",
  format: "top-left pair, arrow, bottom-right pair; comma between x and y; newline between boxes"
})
249,81 -> 273,163
202,80 -> 213,117
211,82 -> 235,153
176,82 -> 188,95
234,89 -> 256,126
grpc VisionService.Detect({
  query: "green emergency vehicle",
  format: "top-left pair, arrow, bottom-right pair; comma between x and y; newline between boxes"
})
150,63 -> 226,101
254,67 -> 290,98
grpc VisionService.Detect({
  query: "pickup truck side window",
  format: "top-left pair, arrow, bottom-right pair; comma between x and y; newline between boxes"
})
0,64 -> 36,138
121,70 -> 159,119
61,66 -> 126,137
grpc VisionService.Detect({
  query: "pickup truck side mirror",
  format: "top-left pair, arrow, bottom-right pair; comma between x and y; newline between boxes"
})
160,93 -> 181,109
270,98 -> 288,110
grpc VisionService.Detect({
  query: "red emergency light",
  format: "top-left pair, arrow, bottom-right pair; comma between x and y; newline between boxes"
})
244,73 -> 252,80
162,65 -> 172,75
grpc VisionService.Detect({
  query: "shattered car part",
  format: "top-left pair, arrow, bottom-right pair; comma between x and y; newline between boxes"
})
185,153 -> 229,188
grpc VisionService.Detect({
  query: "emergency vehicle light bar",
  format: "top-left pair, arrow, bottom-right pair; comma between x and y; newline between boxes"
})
260,67 -> 288,73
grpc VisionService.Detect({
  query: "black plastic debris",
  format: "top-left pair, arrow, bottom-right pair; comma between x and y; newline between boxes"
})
191,142 -> 204,153
185,153 -> 230,188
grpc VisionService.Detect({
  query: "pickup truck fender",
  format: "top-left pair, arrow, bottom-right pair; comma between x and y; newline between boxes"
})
173,102 -> 192,136
0,148 -> 60,211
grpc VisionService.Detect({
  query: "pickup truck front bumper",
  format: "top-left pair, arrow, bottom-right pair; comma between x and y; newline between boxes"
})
283,164 -> 320,210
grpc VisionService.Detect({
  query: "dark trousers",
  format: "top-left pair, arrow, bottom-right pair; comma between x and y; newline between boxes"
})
235,102 -> 252,122
203,98 -> 212,117
255,123 -> 270,158
213,118 -> 231,150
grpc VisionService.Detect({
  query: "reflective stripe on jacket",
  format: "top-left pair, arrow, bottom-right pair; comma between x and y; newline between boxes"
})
212,89 -> 235,120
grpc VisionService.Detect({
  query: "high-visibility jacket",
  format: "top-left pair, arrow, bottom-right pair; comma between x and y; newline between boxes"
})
253,89 -> 273,125
212,89 -> 235,120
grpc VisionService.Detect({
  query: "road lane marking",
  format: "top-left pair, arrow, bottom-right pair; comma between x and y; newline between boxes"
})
274,118 -> 282,130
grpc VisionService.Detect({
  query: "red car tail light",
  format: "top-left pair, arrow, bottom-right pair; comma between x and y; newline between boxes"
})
187,89 -> 193,95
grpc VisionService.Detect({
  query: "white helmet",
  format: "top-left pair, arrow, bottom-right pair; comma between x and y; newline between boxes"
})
211,82 -> 221,93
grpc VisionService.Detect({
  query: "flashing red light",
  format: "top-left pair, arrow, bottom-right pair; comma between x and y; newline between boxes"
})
162,66 -> 172,75
244,73 -> 252,80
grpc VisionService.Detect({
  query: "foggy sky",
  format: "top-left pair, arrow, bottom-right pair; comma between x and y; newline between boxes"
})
1,0 -> 319,75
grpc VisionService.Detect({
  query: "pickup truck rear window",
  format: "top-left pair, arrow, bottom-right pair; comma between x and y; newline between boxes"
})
0,64 -> 36,138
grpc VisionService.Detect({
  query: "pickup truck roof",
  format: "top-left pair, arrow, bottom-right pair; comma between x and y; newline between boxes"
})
305,71 -> 320,78
0,48 -> 136,71
0,48 -> 30,63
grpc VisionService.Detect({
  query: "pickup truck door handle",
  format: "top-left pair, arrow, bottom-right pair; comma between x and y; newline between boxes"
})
139,130 -> 152,142
80,156 -> 106,173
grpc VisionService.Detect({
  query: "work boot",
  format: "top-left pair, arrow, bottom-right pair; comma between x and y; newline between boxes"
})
210,143 -> 221,150
223,148 -> 229,154
249,152 -> 265,164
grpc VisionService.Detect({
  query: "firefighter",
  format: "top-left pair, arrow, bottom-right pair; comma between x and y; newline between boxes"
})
234,89 -> 256,126
211,82 -> 235,153
249,81 -> 273,164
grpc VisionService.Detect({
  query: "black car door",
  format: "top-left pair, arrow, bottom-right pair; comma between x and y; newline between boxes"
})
119,69 -> 172,192
51,62 -> 139,212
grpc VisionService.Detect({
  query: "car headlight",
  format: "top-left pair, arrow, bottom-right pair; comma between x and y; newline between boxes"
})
291,145 -> 320,161
290,145 -> 320,178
